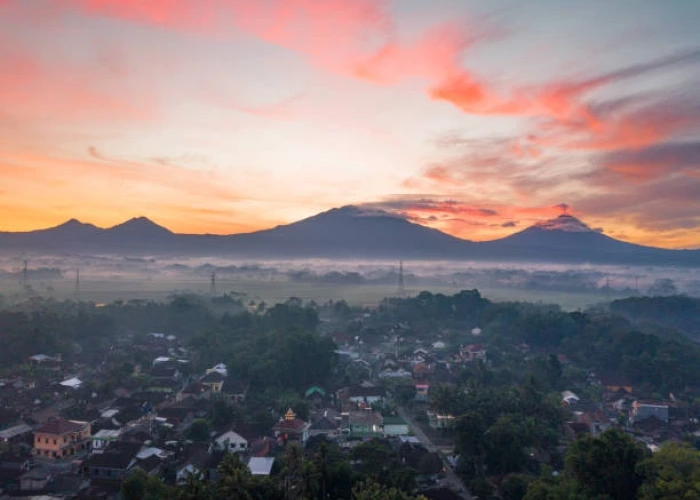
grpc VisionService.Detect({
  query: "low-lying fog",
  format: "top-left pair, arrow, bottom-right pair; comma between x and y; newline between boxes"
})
1,253 -> 698,308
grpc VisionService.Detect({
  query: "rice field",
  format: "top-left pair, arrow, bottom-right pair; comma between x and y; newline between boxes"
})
0,276 -> 627,310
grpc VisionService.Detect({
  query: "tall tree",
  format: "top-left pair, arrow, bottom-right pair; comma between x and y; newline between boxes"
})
565,429 -> 648,500
638,443 -> 700,500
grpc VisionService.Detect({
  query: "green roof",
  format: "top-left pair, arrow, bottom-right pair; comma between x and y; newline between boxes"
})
305,386 -> 326,397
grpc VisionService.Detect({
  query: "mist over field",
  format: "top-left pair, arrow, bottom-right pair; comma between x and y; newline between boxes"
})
1,252 -> 698,309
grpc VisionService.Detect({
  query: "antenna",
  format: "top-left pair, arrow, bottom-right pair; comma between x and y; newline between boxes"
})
398,261 -> 405,297
210,271 -> 217,297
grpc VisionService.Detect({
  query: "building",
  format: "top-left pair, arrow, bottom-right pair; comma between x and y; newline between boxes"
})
213,430 -> 248,453
630,401 -> 669,425
248,457 -> 275,476
346,385 -> 386,407
348,410 -> 383,437
0,424 -> 33,444
427,411 -> 456,430
599,374 -> 633,394
415,381 -> 430,402
85,448 -> 136,483
383,416 -> 409,436
177,382 -> 210,402
462,344 -> 486,362
561,391 -> 580,405
33,419 -> 91,459
273,409 -> 311,446
91,429 -> 122,453
200,371 -> 226,394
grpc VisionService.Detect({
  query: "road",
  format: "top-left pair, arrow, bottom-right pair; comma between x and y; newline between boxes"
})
398,407 -> 472,499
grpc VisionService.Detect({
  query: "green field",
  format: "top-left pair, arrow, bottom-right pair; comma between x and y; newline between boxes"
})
0,277 -> 627,310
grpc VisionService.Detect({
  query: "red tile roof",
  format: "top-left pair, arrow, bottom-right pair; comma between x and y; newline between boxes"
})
35,418 -> 87,435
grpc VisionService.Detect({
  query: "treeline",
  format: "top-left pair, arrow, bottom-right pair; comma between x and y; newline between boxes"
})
0,303 -> 117,368
377,291 -> 700,396
522,430 -> 700,500
122,444 -> 427,500
0,295 -> 320,373
610,295 -> 700,341
189,304 -> 335,393
447,382 -> 564,483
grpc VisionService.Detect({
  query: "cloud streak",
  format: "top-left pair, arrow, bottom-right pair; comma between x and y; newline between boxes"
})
357,197 -> 573,241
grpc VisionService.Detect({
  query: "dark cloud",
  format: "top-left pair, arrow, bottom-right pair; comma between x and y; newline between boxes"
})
359,198 -> 499,217
580,49 -> 700,89
501,221 -> 518,228
598,141 -> 700,181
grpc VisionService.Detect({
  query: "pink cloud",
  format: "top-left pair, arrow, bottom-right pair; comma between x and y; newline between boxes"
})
0,38 -> 156,124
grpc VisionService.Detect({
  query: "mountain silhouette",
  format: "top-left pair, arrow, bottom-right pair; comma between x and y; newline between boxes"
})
482,214 -> 695,264
222,206 -> 469,258
0,208 -> 698,265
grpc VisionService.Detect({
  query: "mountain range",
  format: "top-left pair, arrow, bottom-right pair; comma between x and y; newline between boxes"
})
1,206 -> 698,266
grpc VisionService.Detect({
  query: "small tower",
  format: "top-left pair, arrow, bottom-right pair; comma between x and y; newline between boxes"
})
210,271 -> 217,297
75,269 -> 80,297
22,259 -> 28,286
398,260 -> 405,297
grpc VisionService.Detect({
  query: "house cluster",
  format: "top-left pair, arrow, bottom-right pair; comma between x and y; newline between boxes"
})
561,374 -> 700,450
333,327 -> 489,433
0,331 -> 274,499
332,322 -> 700,458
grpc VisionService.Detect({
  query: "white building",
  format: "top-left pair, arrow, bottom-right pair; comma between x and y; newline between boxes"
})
248,457 -> 275,476
214,430 -> 248,453
91,429 -> 121,453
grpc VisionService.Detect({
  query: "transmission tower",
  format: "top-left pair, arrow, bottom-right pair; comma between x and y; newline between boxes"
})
210,271 -> 217,297
398,261 -> 405,297
75,269 -> 80,296
22,259 -> 28,286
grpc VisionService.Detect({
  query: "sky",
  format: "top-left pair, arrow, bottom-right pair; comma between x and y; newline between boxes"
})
0,0 -> 699,248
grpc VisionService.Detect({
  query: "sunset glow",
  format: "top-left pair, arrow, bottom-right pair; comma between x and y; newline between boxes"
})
1,0 -> 699,248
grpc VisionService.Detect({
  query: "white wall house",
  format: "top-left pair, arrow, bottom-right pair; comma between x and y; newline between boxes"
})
91,429 -> 121,453
214,430 -> 248,453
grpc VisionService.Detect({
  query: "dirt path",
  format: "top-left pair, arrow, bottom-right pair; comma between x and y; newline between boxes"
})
398,407 -> 472,499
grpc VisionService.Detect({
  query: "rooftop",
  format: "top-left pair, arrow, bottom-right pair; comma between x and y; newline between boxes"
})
35,418 -> 88,435
200,371 -> 226,383
248,457 -> 275,475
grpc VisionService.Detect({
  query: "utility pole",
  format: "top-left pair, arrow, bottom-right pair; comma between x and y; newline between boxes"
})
398,261 -> 405,297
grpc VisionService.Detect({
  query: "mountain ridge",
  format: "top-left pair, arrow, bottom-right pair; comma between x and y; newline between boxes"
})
0,207 -> 698,265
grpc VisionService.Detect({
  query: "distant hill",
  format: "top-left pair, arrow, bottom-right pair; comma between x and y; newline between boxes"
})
610,296 -> 700,342
1,207 -> 699,265
478,214 -> 698,265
